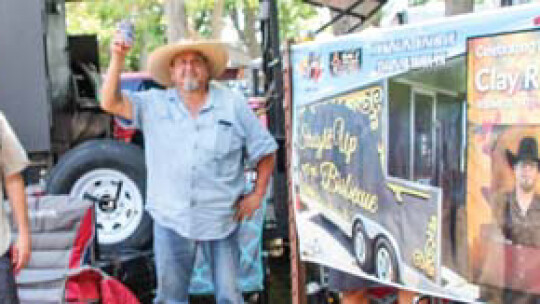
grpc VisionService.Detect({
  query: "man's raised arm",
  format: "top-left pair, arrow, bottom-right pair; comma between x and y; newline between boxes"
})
100,32 -> 134,119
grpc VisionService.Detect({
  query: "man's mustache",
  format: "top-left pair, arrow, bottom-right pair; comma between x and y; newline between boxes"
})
183,77 -> 200,91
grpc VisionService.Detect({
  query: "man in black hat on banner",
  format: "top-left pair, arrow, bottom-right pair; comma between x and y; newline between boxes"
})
492,136 -> 540,304
495,136 -> 540,248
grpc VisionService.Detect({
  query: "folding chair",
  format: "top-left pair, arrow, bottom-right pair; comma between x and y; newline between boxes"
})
7,194 -> 139,304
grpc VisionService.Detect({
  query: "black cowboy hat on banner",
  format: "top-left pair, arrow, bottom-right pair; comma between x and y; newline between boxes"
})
506,137 -> 540,169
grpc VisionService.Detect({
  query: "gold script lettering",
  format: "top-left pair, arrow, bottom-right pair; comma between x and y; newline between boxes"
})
319,162 -> 378,213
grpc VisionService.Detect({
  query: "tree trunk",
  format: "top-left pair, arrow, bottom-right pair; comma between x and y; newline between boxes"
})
164,0 -> 188,42
231,0 -> 260,59
242,0 -> 261,58
445,0 -> 474,16
211,0 -> 225,39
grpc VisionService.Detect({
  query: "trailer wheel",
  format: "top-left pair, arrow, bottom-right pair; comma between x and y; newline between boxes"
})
374,237 -> 399,283
46,139 -> 151,252
352,221 -> 372,272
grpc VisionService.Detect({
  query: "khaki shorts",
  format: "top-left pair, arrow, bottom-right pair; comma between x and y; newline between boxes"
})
0,250 -> 19,304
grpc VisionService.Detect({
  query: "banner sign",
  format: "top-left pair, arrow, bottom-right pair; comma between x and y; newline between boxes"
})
294,83 -> 443,290
290,3 -> 540,302
467,29 -> 540,297
291,5 -> 540,107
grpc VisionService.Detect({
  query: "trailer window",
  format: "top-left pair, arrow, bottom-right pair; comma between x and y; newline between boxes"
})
413,92 -> 435,184
388,82 -> 411,180
388,82 -> 438,185
388,80 -> 464,188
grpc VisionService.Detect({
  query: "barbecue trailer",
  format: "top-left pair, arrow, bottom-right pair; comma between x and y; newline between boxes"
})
285,3 -> 540,302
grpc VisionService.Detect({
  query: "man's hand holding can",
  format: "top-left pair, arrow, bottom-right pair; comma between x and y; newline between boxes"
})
111,20 -> 134,59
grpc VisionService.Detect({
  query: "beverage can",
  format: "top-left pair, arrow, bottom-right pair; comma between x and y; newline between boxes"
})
117,19 -> 135,46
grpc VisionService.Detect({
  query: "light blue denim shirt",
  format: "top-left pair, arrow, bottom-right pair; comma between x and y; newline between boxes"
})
125,83 -> 277,240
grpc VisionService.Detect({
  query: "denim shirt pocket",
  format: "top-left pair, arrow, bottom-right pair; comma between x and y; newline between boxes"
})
215,119 -> 233,157
214,119 -> 243,177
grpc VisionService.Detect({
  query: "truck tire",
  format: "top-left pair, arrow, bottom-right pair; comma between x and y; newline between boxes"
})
46,139 -> 151,253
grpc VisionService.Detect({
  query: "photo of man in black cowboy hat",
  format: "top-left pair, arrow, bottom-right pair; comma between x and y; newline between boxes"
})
490,136 -> 540,304
493,136 -> 540,248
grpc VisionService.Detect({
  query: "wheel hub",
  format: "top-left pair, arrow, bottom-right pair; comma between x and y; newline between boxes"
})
98,195 -> 117,213
377,248 -> 392,280
70,169 -> 144,245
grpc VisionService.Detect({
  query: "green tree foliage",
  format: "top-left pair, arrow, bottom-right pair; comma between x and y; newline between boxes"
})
409,0 -> 430,6
67,0 -> 317,69
187,0 -> 317,40
277,0 -> 318,40
66,0 -> 165,71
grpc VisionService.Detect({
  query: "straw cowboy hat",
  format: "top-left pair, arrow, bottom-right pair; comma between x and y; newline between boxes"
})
506,137 -> 540,169
147,39 -> 229,87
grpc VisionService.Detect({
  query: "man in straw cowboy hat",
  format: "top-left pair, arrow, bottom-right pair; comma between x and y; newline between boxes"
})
101,32 -> 277,304
491,136 -> 540,303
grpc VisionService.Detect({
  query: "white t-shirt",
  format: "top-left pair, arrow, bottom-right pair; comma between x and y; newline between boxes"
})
0,112 -> 29,256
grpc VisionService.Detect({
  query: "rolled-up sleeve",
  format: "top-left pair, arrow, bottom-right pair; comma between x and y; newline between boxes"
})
236,99 -> 278,167
122,90 -> 153,130
0,113 -> 29,177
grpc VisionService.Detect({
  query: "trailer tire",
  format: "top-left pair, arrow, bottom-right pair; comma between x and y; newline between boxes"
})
46,139 -> 151,253
374,237 -> 399,283
352,220 -> 373,273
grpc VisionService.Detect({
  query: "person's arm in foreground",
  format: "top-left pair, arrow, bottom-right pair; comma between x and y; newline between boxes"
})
6,173 -> 30,274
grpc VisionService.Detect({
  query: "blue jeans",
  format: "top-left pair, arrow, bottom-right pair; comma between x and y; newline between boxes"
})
0,250 -> 19,304
153,222 -> 244,304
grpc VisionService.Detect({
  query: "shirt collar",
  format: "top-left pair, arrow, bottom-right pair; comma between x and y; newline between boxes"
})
166,83 -> 217,113
201,83 -> 216,112
510,191 -> 540,215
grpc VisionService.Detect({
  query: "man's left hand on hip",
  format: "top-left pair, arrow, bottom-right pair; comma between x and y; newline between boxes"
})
234,192 -> 263,221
